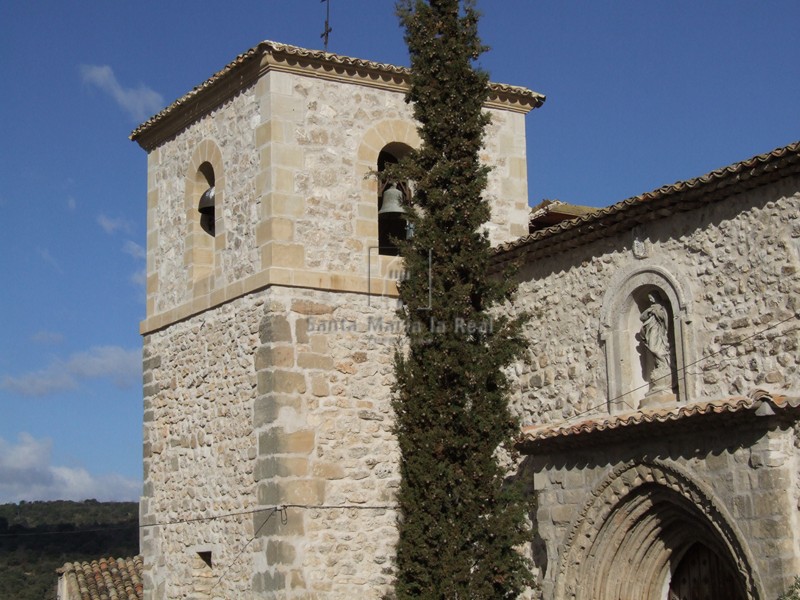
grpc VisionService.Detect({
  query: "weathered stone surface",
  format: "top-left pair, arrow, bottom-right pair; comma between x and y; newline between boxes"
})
140,293 -> 263,599
258,370 -> 307,394
291,300 -> 334,315
259,428 -> 316,455
260,314 -> 292,344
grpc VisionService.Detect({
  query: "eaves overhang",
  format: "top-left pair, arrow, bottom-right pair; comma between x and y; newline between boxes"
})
130,41 -> 545,152
516,391 -> 800,454
493,140 -> 800,272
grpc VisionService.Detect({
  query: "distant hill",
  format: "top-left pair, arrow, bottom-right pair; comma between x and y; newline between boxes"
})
0,500 -> 138,600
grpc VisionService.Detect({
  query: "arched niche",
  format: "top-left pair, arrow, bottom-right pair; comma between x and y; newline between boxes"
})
599,261 -> 695,413
555,461 -> 762,600
184,140 -> 225,290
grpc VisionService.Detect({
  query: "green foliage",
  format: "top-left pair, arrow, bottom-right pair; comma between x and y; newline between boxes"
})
779,577 -> 800,600
391,1 -> 532,598
0,500 -> 138,600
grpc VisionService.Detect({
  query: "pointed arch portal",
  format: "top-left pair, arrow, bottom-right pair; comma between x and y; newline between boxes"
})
556,462 -> 759,600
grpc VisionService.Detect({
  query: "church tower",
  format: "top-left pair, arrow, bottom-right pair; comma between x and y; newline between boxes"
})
131,41 -> 542,599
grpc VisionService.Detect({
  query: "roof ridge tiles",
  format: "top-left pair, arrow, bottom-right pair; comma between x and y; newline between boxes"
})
518,393 -> 800,450
498,140 -> 800,261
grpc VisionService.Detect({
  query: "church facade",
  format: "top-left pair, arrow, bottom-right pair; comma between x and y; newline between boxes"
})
131,41 -> 800,599
505,144 -> 800,599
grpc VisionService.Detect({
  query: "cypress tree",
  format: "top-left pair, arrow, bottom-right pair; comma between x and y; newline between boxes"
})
391,1 -> 532,598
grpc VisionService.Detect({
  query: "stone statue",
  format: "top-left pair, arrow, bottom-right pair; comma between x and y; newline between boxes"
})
640,293 -> 671,393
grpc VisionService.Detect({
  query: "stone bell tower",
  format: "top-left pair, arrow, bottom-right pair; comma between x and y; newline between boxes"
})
130,41 -> 543,599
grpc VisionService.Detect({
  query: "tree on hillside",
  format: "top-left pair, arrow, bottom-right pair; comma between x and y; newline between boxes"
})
390,1 -> 532,598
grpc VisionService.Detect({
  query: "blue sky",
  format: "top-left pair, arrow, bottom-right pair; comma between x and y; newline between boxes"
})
1,1 -> 797,502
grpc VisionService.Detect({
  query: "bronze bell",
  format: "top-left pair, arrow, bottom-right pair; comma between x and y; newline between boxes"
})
378,183 -> 405,216
198,186 -> 215,215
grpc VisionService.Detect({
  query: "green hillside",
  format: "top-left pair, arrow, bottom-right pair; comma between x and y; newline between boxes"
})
0,500 -> 138,600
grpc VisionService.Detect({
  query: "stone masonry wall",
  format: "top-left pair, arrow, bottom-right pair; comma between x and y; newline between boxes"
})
146,85 -> 261,316
141,284 -> 401,599
141,292 -> 264,599
251,287 -> 401,598
255,69 -> 529,281
511,176 -> 800,426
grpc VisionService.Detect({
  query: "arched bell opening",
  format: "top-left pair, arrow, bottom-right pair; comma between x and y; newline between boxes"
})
377,143 -> 413,256
197,162 -> 216,237
184,140 -> 224,291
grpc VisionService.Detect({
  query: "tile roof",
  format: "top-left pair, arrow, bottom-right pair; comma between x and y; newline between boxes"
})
57,556 -> 143,600
517,391 -> 800,453
529,199 -> 598,232
496,140 -> 800,266
130,40 -> 545,149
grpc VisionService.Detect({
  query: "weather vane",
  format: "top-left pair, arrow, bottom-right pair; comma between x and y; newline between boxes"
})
321,0 -> 332,51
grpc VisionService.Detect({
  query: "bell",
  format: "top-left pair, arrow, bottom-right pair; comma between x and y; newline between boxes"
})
198,186 -> 215,215
378,183 -> 405,216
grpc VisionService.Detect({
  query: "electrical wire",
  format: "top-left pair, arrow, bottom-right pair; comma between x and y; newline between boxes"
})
0,504 -> 397,538
208,507 -> 278,594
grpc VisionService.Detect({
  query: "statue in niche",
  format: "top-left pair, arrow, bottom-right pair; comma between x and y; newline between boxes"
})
639,293 -> 672,394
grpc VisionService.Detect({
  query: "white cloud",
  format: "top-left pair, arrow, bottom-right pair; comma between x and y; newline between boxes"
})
31,330 -> 65,345
67,196 -> 77,210
0,345 -> 140,397
123,241 -> 147,288
97,214 -> 133,235
80,64 -> 163,122
130,267 -> 147,287
0,433 -> 140,502
37,247 -> 64,274
123,240 -> 146,259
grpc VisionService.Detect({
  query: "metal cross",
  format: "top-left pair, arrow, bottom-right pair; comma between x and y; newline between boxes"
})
320,0 -> 332,51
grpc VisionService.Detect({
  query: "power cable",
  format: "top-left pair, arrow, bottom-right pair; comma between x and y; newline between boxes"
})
0,503 -> 397,538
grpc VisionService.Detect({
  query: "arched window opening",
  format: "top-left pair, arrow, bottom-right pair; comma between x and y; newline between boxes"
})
377,144 -> 412,256
197,162 -> 216,237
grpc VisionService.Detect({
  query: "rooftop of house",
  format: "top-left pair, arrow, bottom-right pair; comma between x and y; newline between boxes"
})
57,556 -> 143,600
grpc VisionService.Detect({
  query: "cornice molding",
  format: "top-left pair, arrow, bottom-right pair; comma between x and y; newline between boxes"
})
130,41 -> 544,151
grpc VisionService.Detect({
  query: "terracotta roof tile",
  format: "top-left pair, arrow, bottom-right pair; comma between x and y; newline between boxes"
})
529,199 -> 598,232
517,391 -> 800,452
58,555 -> 143,600
496,140 -> 800,265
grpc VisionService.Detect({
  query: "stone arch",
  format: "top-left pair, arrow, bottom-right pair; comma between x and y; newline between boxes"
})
355,120 -> 420,263
599,260 -> 696,412
555,461 -> 762,600
185,140 -> 225,291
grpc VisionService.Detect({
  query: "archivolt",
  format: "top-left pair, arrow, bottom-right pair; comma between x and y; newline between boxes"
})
554,460 -> 762,600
